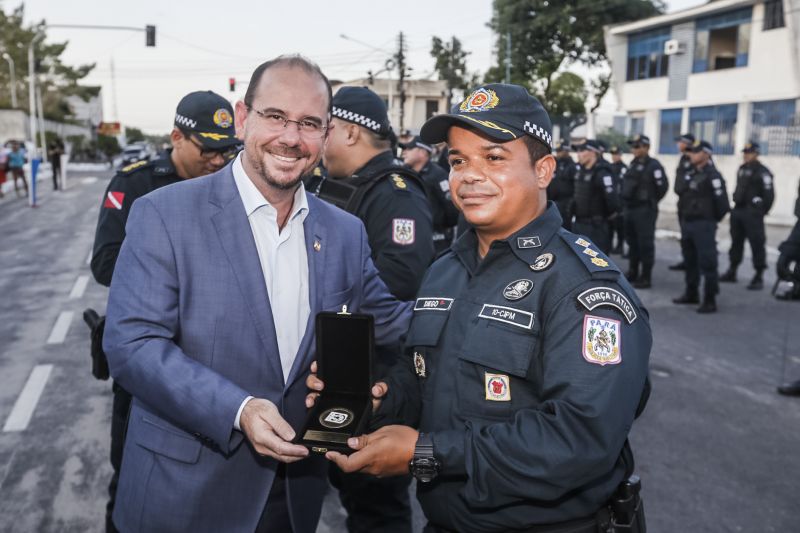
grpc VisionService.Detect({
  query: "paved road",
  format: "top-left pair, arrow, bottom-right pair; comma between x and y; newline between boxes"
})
0,172 -> 797,532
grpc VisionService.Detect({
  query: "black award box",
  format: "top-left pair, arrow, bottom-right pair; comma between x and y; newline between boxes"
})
295,307 -> 374,454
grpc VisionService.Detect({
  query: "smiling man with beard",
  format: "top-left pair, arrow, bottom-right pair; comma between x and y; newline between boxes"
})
103,55 -> 412,533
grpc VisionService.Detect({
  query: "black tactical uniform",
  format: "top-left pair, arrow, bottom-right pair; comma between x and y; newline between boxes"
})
720,143 -> 775,289
673,141 -> 730,313
419,159 -> 458,254
670,133 -> 696,271
776,184 -> 800,395
91,154 -> 182,531
548,145 -> 576,230
379,206 -> 652,532
609,147 -> 628,254
572,147 -> 619,254
621,147 -> 668,288
313,150 -> 434,301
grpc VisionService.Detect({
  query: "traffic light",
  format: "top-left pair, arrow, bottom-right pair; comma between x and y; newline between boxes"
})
229,77 -> 236,92
145,25 -> 156,47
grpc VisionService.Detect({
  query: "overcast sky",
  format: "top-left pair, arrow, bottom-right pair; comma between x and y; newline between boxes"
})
21,0 -> 704,134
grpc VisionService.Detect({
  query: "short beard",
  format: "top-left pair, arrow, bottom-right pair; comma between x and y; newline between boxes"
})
246,146 -> 307,191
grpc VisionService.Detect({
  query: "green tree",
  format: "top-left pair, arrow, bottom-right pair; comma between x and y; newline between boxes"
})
546,72 -> 587,136
125,126 -> 145,143
0,5 -> 98,120
430,36 -> 475,106
97,134 -> 120,160
486,0 -> 664,113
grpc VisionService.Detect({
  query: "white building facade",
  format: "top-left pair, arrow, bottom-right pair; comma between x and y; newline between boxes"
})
605,0 -> 800,224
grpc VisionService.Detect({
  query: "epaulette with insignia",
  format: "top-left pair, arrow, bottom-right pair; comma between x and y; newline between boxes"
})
389,173 -> 409,191
119,160 -> 150,174
559,231 -> 621,279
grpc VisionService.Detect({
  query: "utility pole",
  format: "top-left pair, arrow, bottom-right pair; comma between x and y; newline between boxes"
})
2,53 -> 17,108
36,85 -> 47,163
395,32 -> 407,132
110,57 -> 119,121
504,32 -> 512,84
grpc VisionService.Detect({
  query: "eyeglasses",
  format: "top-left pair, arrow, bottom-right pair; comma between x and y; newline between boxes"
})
185,134 -> 240,160
246,105 -> 328,138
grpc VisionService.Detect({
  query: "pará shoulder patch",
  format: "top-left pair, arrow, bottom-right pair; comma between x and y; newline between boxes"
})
577,287 -> 637,324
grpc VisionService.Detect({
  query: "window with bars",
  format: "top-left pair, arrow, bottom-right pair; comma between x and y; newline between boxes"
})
751,99 -> 799,156
626,27 -> 671,81
659,109 -> 683,154
763,0 -> 785,31
693,7 -> 752,73
689,104 -> 738,155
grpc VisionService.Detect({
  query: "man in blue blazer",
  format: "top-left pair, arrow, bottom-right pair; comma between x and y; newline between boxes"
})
103,55 -> 412,532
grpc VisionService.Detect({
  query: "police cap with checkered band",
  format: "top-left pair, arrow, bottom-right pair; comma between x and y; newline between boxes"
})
174,91 -> 239,150
331,86 -> 392,138
419,83 -> 553,149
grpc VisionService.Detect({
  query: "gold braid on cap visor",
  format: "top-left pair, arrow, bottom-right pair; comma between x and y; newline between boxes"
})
458,116 -> 517,139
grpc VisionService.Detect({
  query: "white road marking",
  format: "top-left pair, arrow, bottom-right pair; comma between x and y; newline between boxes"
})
3,365 -> 54,432
69,275 -> 89,299
81,177 -> 97,185
47,311 -> 74,344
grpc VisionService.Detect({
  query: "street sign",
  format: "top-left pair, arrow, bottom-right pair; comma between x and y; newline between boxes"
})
97,122 -> 121,136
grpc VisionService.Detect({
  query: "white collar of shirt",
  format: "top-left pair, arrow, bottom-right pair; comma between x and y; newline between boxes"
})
232,152 -> 309,224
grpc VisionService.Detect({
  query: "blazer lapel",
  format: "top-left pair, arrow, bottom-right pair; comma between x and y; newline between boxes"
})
286,196 -> 326,387
209,169 -> 283,382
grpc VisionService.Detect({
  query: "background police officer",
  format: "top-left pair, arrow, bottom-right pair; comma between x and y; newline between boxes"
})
90,90 -> 240,532
609,145 -> 628,255
401,135 -> 459,254
572,139 -> 619,253
316,85 -> 433,533
548,139 -> 575,230
719,141 -> 775,290
621,134 -> 668,289
672,140 -> 730,313
776,181 -> 800,396
670,133 -> 696,271
313,83 -> 651,533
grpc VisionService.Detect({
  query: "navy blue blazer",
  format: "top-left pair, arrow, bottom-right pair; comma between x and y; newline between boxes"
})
104,163 -> 412,532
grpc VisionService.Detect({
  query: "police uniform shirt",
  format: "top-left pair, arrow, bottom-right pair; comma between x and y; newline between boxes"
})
733,160 -> 774,214
683,164 -> 730,221
573,160 -> 619,219
419,160 -> 459,235
91,154 -> 183,287
547,156 -> 576,202
379,204 -> 652,531
621,155 -> 668,207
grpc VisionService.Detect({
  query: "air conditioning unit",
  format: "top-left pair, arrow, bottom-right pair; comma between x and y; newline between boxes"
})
664,39 -> 686,55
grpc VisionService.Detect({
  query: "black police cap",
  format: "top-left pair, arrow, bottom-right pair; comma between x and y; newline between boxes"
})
174,91 -> 238,150
331,86 -> 391,138
689,140 -> 713,154
742,141 -> 760,153
400,135 -> 434,153
419,84 -> 553,149
554,139 -> 571,152
627,134 -> 650,146
609,145 -> 621,155
572,139 -> 603,154
675,133 -> 695,144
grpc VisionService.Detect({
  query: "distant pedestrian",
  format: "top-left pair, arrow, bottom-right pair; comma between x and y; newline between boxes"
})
0,145 -> 7,199
48,138 -> 65,190
719,141 -> 775,290
7,140 -> 27,198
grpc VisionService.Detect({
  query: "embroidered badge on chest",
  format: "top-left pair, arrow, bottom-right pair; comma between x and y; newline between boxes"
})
503,279 -> 533,301
582,315 -> 622,366
530,252 -> 555,272
414,351 -> 426,378
485,373 -> 511,401
392,218 -> 415,245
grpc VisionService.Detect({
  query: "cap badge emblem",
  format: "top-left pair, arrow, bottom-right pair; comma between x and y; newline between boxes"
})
213,108 -> 233,128
459,88 -> 499,113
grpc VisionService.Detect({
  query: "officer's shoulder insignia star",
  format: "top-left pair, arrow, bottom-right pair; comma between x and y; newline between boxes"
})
390,174 -> 407,190
120,160 -> 148,173
575,237 -> 591,247
591,257 -> 609,268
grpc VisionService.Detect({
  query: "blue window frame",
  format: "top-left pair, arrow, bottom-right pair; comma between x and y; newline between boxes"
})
659,109 -> 683,154
689,104 -> 738,155
627,27 -> 671,81
693,7 -> 752,73
629,116 -> 645,136
751,99 -> 800,156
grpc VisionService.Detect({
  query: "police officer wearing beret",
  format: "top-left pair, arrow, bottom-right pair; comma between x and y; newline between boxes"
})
547,140 -> 576,230
311,84 -> 652,533
673,140 -> 731,313
572,139 -> 620,253
609,146 -> 628,255
669,133 -> 696,271
401,135 -> 459,254
315,86 -> 434,533
621,135 -> 668,289
89,90 -> 240,532
719,141 -> 775,290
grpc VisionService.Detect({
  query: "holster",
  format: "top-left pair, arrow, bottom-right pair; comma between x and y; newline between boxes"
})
598,475 -> 646,533
82,308 -> 110,380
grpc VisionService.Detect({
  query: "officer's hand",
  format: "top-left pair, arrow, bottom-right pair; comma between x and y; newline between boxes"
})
325,425 -> 417,477
240,398 -> 309,463
370,381 -> 388,412
305,361 -> 323,408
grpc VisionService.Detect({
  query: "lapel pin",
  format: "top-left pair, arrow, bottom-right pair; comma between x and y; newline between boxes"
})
313,240 -> 321,252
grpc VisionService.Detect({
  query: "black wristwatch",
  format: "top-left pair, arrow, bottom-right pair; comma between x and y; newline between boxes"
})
409,432 -> 441,483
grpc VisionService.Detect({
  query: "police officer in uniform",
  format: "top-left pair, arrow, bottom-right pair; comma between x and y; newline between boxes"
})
776,182 -> 800,396
314,83 -> 651,533
673,140 -> 730,313
669,133 -> 696,271
719,141 -> 775,290
572,139 -> 620,253
621,134 -> 668,288
609,146 -> 628,255
547,139 -> 575,230
401,135 -> 459,254
90,91 -> 240,532
315,86 -> 433,533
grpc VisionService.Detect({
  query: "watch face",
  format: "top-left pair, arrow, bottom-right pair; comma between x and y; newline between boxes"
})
319,408 -> 355,429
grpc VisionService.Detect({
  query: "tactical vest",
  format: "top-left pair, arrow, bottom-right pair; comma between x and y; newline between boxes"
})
573,162 -> 612,219
682,167 -> 717,220
312,164 -> 422,215
733,161 -> 765,207
622,157 -> 657,207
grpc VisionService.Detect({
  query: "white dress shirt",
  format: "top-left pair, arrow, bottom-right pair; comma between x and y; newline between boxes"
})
231,153 -> 311,429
